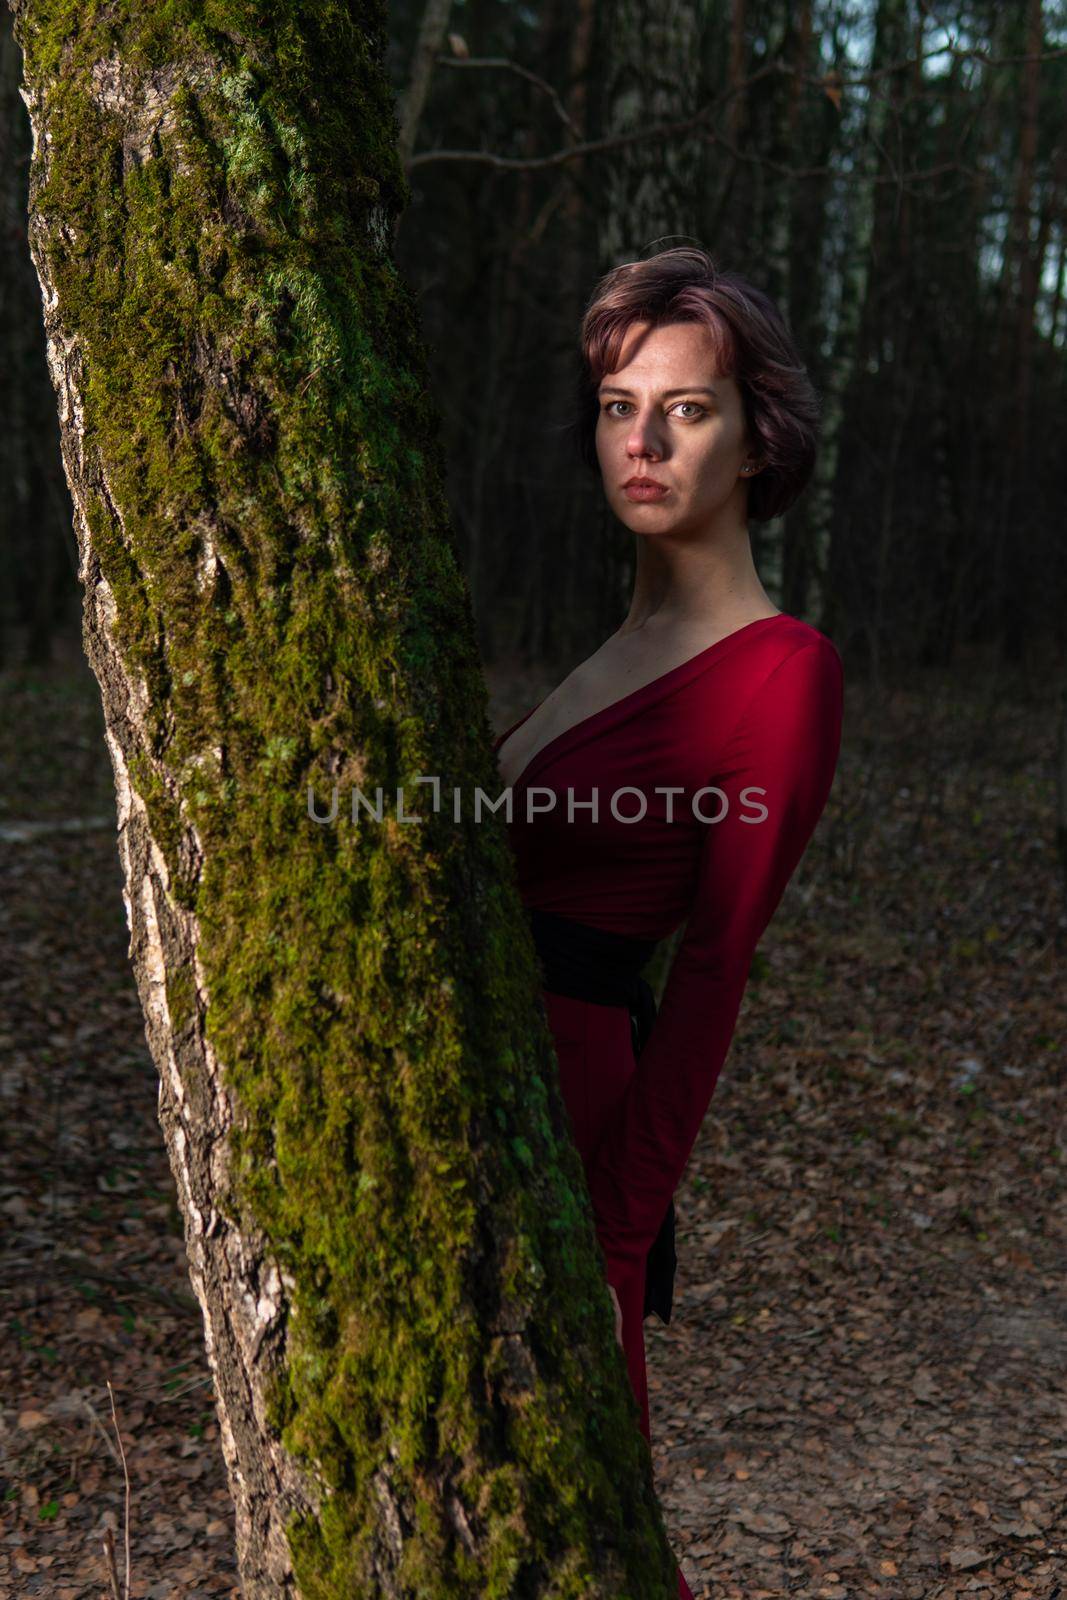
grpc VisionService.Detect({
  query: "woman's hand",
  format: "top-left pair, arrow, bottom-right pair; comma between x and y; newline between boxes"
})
608,1284 -> 624,1349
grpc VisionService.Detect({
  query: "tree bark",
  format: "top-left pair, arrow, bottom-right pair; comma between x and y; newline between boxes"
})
9,1 -> 676,1594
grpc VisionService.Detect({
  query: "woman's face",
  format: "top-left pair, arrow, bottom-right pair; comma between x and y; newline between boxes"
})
594,318 -> 758,538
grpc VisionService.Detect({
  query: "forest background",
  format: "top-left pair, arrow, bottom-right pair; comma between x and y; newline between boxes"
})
4,0 -> 1067,675
2,2 -> 1066,1598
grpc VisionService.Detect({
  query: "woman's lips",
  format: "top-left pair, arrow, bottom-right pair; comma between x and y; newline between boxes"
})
623,482 -> 669,501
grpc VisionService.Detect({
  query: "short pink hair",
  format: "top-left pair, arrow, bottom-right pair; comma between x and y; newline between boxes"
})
574,246 -> 820,522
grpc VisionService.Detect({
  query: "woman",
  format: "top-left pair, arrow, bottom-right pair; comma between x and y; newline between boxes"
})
493,246 -> 844,1598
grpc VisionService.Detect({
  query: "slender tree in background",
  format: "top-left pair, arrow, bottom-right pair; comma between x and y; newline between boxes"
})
749,0 -> 813,612
598,0 -> 703,268
0,2 -> 74,664
395,0 -> 452,167
794,0 -> 908,633
9,0 -> 679,1593
597,0 -> 704,617
995,0 -> 1044,665
532,0 -> 601,660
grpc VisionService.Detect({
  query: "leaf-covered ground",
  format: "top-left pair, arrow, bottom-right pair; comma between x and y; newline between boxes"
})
1,635 -> 1064,1598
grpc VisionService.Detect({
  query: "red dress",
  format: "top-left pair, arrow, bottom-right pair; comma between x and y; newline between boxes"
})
493,612 -> 844,1594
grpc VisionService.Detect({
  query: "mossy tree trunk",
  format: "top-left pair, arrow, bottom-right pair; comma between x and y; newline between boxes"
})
9,1 -> 677,1594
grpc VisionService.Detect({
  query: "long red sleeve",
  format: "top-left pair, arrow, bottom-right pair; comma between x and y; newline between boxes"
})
585,638 -> 844,1283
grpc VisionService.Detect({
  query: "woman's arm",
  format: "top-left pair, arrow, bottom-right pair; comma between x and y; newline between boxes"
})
586,637 -> 845,1288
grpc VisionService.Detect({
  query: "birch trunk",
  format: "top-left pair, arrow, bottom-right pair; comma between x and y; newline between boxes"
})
9,0 -> 675,1593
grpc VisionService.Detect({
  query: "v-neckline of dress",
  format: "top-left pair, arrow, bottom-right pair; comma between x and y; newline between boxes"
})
498,612 -> 791,792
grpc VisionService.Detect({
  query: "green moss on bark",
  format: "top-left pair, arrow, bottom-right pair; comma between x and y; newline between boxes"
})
14,0 -> 677,1592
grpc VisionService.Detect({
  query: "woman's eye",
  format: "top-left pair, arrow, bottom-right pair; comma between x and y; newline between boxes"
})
599,400 -> 705,418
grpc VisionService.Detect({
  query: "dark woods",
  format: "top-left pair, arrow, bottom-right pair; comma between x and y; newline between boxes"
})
3,0 -> 1065,678
2,7 -> 1065,1593
387,0 -> 1067,678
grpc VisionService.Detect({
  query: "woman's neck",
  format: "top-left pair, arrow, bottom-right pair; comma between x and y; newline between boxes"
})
620,523 -> 776,635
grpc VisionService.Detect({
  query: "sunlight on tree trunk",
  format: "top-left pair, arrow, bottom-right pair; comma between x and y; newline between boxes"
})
8,0 -> 678,1592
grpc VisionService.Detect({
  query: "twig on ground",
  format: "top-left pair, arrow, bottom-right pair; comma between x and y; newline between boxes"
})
81,1395 -> 121,1467
106,1379 -> 132,1600
102,1525 -> 121,1600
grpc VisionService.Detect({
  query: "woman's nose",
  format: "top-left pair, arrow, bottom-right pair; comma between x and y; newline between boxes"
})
626,412 -> 664,458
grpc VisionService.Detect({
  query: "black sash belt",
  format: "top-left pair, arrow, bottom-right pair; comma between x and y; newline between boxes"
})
526,906 -> 677,1325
